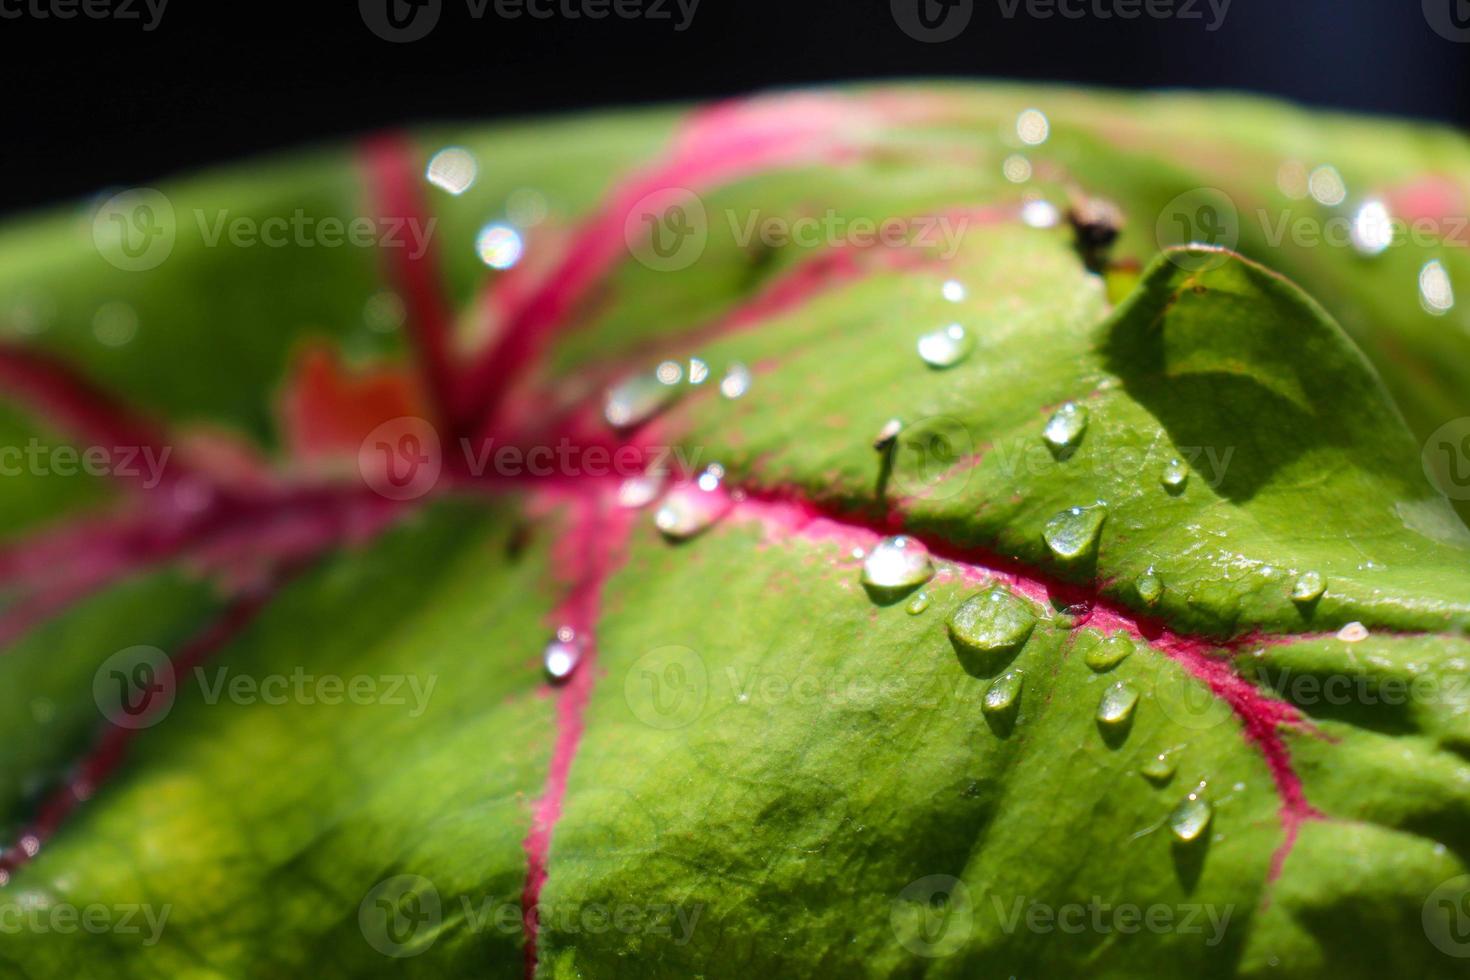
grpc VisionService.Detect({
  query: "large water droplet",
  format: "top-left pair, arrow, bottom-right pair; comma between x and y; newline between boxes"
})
1042,402 -> 1087,459
1136,567 -> 1164,606
983,668 -> 1024,716
1043,504 -> 1106,562
1086,633 -> 1133,672
861,535 -> 935,600
654,474 -> 732,540
1141,748 -> 1178,784
475,222 -> 524,270
604,372 -> 676,430
917,323 -> 973,369
616,474 -> 664,509
948,587 -> 1037,666
1291,571 -> 1325,605
1096,681 -> 1140,728
1350,199 -> 1393,256
425,146 -> 478,195
1169,784 -> 1213,843
543,627 -> 581,683
720,362 -> 752,399
1160,458 -> 1189,493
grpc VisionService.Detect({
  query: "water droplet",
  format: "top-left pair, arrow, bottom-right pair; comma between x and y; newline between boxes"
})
655,360 -> 682,385
720,362 -> 751,399
507,188 -> 548,227
1002,154 -> 1032,183
948,587 -> 1037,661
687,358 -> 710,385
1419,259 -> 1455,315
1042,401 -> 1087,458
654,473 -> 732,540
425,146 -> 477,195
1042,504 -> 1106,562
364,290 -> 406,332
1096,681 -> 1139,728
983,668 -> 1024,716
874,417 -> 903,451
92,301 -> 138,347
604,372 -> 676,429
543,628 -> 581,683
1336,621 -> 1369,643
1021,198 -> 1059,228
1169,784 -> 1213,843
1308,165 -> 1346,207
1085,633 -> 1133,672
476,222 -> 524,269
862,536 -> 935,596
1291,571 -> 1325,605
696,463 -> 724,492
906,591 -> 931,615
1350,199 -> 1393,256
1160,458 -> 1188,493
1016,108 -> 1049,146
1277,160 -> 1309,199
616,474 -> 663,509
941,279 -> 966,303
1141,749 -> 1178,784
1136,567 -> 1164,606
917,323 -> 973,369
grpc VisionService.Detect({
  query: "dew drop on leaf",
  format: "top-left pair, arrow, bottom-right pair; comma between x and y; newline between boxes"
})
1169,784 -> 1213,843
1136,567 -> 1164,606
616,474 -> 663,509
1160,458 -> 1189,493
873,417 -> 903,452
1291,570 -> 1326,604
1042,401 -> 1088,458
917,323 -> 973,369
1042,504 -> 1106,562
543,627 -> 580,683
1336,621 -> 1369,643
906,591 -> 931,615
861,536 -> 935,596
1096,681 -> 1139,728
948,587 -> 1037,659
720,362 -> 752,399
687,357 -> 710,385
1085,633 -> 1134,672
983,668 -> 1024,716
1141,749 -> 1178,784
604,372 -> 676,430
654,474 -> 732,540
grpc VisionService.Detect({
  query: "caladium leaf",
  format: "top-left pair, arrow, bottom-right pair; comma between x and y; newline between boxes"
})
1,87 -> 1469,979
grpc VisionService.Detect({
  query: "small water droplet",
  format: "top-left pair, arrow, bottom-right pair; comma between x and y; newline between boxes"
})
1136,567 -> 1164,606
475,222 -> 524,270
1160,458 -> 1189,493
941,279 -> 967,303
1420,259 -> 1455,315
543,629 -> 581,683
1291,571 -> 1325,604
1169,784 -> 1213,843
364,289 -> 406,332
917,323 -> 973,369
983,668 -> 1024,716
1042,402 -> 1088,458
874,417 -> 903,451
861,536 -> 935,597
654,476 -> 731,540
1141,749 -> 1178,784
1308,165 -> 1346,207
616,474 -> 663,509
604,372 -> 677,430
1002,154 -> 1032,183
1336,621 -> 1369,643
1096,681 -> 1139,728
1350,199 -> 1393,256
948,587 -> 1037,662
687,357 -> 710,385
906,591 -> 931,615
1042,504 -> 1106,562
1016,108 -> 1049,146
696,463 -> 725,492
507,188 -> 548,226
720,362 -> 751,399
655,360 -> 682,385
1021,198 -> 1059,228
1086,633 -> 1133,672
92,301 -> 138,347
425,146 -> 478,195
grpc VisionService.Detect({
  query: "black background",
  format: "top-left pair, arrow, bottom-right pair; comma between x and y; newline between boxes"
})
1,0 -> 1466,214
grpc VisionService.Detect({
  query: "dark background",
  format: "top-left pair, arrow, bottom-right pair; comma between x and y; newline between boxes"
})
1,0 -> 1466,214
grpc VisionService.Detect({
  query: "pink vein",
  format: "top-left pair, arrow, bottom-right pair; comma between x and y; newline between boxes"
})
519,488 -> 635,976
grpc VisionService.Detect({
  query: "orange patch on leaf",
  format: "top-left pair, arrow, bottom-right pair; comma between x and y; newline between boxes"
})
280,345 -> 427,468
